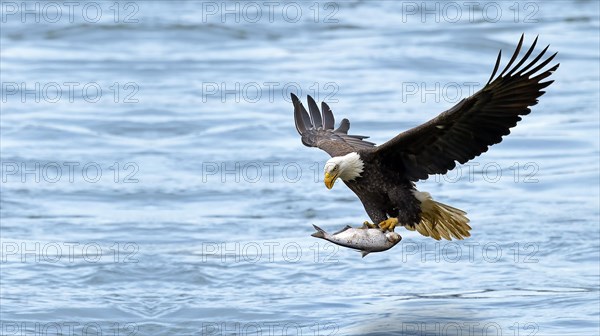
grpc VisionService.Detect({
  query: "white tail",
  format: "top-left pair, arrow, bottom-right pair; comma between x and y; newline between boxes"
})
410,191 -> 471,240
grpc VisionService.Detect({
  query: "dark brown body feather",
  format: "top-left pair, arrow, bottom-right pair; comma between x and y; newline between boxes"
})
343,151 -> 421,225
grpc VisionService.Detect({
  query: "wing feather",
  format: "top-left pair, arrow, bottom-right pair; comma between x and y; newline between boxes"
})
292,94 -> 375,157
373,35 -> 559,181
498,33 -> 524,78
335,119 -> 350,134
307,95 -> 323,129
321,102 -> 335,129
506,36 -> 539,77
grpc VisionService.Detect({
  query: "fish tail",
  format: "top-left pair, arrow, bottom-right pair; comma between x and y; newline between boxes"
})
412,191 -> 471,241
311,224 -> 326,238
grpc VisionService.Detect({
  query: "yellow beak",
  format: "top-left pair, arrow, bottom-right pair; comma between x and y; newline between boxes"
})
324,172 -> 337,189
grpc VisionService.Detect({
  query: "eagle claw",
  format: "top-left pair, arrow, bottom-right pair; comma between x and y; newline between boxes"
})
378,218 -> 399,232
362,221 -> 377,229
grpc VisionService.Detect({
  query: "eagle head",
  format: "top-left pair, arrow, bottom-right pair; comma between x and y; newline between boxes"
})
323,152 -> 364,189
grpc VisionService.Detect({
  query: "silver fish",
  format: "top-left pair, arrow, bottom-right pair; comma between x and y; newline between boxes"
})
311,224 -> 402,257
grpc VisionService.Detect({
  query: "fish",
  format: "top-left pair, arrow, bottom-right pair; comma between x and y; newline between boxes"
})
311,224 -> 402,257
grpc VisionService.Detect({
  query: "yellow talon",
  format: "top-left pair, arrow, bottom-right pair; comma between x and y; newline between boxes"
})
363,221 -> 377,229
378,218 -> 399,232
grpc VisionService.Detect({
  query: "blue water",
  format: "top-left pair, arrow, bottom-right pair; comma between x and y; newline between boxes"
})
1,1 -> 599,335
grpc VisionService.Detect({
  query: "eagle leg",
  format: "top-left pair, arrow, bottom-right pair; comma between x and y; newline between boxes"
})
362,221 -> 377,229
378,218 -> 399,232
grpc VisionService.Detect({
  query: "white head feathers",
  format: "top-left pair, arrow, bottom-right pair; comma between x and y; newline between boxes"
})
324,152 -> 364,181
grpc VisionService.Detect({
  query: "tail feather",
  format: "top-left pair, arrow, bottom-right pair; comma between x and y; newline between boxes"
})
413,192 -> 471,240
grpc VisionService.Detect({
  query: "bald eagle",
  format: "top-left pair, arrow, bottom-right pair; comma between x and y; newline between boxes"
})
292,35 -> 559,240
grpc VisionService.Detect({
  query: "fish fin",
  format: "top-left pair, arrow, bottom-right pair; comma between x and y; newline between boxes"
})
361,251 -> 371,258
311,224 -> 326,239
333,225 -> 352,235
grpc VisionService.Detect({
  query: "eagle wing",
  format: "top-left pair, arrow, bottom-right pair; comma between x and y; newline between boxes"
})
292,93 -> 375,157
373,34 -> 559,181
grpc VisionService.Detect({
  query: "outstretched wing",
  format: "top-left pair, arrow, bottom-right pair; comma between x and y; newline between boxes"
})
292,93 -> 375,157
374,34 -> 559,181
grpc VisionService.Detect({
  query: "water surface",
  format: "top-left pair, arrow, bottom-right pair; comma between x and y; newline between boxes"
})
1,1 -> 599,335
